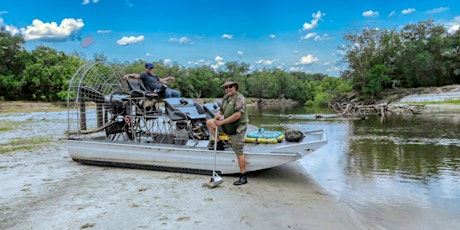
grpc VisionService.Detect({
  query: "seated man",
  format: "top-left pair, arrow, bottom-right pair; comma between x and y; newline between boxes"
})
123,63 -> 181,98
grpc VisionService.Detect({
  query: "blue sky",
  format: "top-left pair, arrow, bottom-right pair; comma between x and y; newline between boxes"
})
1,0 -> 459,76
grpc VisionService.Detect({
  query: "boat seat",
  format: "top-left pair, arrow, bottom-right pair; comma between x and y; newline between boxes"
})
203,102 -> 221,119
126,78 -> 161,99
164,98 -> 207,121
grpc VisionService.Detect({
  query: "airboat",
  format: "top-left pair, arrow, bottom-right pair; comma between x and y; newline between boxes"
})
63,62 -> 327,174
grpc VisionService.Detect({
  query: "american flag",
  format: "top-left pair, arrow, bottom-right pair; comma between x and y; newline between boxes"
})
80,35 -> 95,48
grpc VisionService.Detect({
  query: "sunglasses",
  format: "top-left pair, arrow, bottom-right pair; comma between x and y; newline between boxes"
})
224,85 -> 234,89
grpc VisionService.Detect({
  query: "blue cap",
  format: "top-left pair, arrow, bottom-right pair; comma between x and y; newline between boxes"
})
145,63 -> 154,69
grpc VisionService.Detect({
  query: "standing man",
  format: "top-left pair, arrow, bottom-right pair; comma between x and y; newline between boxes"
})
206,78 -> 249,186
123,63 -> 181,98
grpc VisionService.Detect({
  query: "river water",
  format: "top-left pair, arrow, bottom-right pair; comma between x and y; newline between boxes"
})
248,104 -> 460,229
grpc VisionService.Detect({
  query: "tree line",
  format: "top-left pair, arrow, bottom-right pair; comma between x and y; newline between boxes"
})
340,19 -> 460,99
1,18 -> 458,104
0,28 -> 350,105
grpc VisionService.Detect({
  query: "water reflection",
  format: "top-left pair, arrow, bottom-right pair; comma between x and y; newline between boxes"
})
248,105 -> 460,229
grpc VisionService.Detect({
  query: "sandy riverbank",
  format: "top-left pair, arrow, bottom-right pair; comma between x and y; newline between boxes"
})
0,110 -> 365,229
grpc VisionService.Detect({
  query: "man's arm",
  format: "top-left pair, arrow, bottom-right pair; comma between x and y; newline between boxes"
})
159,76 -> 175,83
123,73 -> 140,79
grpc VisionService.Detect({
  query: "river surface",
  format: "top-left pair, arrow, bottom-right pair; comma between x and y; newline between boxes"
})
248,104 -> 460,229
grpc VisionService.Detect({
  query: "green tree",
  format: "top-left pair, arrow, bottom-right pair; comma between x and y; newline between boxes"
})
22,46 -> 81,101
0,28 -> 27,100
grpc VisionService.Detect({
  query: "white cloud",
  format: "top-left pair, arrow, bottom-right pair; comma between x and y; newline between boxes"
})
293,50 -> 299,54
21,18 -> 84,42
211,56 -> 225,70
427,7 -> 449,14
297,54 -> 319,65
163,59 -> 172,65
301,32 -> 316,40
97,30 -> 112,34
82,0 -> 99,5
289,66 -> 305,72
314,33 -> 331,41
401,8 -> 416,15
237,51 -> 244,57
215,56 -> 223,62
255,58 -> 277,65
362,10 -> 379,17
221,34 -> 233,39
145,53 -> 153,57
169,36 -> 194,44
1,18 -> 20,36
188,59 -> 212,66
117,35 -> 144,45
388,10 -> 396,17
269,34 -> 275,39
447,16 -> 460,33
303,10 -> 325,30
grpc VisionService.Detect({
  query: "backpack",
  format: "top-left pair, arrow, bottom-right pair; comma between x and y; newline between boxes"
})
285,129 -> 305,142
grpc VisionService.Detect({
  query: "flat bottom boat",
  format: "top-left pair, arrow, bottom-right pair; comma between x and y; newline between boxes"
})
63,62 -> 327,174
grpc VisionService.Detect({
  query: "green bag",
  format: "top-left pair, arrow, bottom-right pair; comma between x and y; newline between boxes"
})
285,129 -> 305,142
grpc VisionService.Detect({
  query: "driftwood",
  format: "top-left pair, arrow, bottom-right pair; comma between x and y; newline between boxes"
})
329,101 -> 425,121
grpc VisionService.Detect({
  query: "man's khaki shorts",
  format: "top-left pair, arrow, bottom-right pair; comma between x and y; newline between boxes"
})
228,123 -> 247,155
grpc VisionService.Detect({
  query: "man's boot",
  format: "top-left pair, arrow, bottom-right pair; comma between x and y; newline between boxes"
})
209,140 -> 225,150
233,173 -> 247,185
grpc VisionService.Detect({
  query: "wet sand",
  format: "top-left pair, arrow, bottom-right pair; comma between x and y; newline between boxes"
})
0,111 -> 365,230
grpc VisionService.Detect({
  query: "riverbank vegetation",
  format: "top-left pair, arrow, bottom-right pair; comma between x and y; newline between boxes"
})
1,19 -> 459,106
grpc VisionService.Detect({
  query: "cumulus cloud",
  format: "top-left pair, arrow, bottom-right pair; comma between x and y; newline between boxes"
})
303,10 -> 325,30
169,36 -> 194,44
211,56 -> 225,70
221,34 -> 233,39
269,34 -> 275,39
388,10 -> 396,17
297,54 -> 319,65
237,51 -> 244,57
1,18 -> 20,36
401,8 -> 416,15
117,35 -> 144,45
21,18 -> 84,42
82,0 -> 99,5
447,16 -> 460,33
362,10 -> 379,17
427,7 -> 449,14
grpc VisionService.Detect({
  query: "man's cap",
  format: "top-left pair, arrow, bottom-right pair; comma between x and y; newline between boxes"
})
145,63 -> 154,69
220,78 -> 239,88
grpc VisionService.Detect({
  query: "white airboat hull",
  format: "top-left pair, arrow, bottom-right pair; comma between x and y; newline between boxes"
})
64,129 -> 327,174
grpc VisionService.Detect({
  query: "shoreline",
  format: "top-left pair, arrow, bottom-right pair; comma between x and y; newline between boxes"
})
0,115 -> 366,229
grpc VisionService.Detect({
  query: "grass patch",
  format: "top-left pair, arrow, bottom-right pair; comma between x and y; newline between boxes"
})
0,101 -> 66,113
0,121 -> 24,132
0,137 -> 53,154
